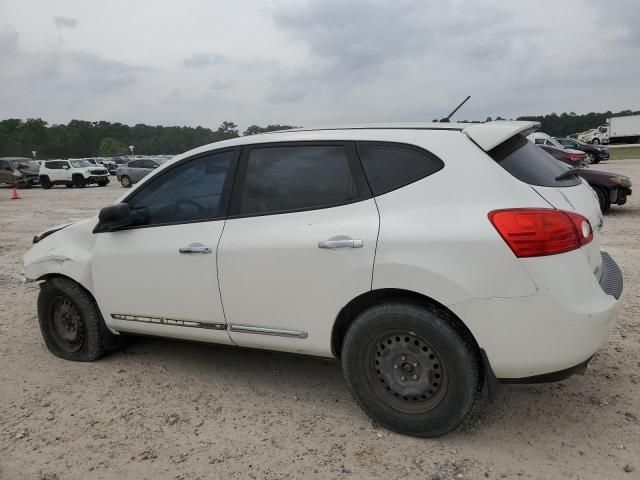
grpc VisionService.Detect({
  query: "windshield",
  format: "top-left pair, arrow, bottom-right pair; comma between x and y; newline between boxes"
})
546,137 -> 565,149
10,160 -> 40,170
70,160 -> 95,168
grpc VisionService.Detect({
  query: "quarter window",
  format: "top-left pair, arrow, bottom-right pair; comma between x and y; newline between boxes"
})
237,145 -> 363,215
0,160 -> 11,171
356,142 -> 444,196
127,160 -> 143,168
126,150 -> 235,226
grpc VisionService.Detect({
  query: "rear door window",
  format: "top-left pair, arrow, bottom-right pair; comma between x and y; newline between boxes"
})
356,142 -> 444,196
233,143 -> 369,216
489,135 -> 581,187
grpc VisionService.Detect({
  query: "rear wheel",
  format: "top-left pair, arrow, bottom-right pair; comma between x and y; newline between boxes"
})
592,138 -> 600,145
584,152 -> 595,164
120,175 -> 132,188
37,277 -> 121,361
595,187 -> 610,213
341,302 -> 482,437
97,179 -> 109,187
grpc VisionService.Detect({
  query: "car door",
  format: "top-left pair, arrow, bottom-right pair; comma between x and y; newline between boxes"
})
126,160 -> 143,182
217,142 -> 379,357
48,161 -> 64,182
92,148 -> 239,343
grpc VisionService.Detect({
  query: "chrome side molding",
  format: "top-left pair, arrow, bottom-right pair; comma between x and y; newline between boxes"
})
229,324 -> 308,339
111,314 -> 226,330
111,314 -> 308,339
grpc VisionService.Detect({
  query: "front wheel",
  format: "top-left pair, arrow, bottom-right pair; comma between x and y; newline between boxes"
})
341,303 -> 482,437
37,277 -> 123,361
39,176 -> 52,189
73,176 -> 86,188
120,175 -> 132,188
592,138 -> 600,145
584,152 -> 595,164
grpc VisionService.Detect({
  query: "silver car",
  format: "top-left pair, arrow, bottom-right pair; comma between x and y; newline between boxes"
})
116,158 -> 168,188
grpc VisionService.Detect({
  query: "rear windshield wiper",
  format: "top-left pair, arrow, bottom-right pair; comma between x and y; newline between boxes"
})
556,168 -> 582,181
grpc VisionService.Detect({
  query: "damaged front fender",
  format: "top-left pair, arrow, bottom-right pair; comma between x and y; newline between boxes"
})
23,217 -> 99,292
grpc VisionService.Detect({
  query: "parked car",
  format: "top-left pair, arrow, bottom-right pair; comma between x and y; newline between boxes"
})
39,159 -> 110,189
528,133 -> 586,165
563,167 -> 632,213
531,138 -> 630,212
554,137 -> 609,163
116,158 -> 168,187
24,121 -> 622,438
95,159 -> 117,175
537,143 -> 586,165
0,157 -> 40,188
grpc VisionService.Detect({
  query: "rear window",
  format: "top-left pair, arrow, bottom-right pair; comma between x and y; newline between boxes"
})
489,135 -> 581,187
356,142 -> 444,195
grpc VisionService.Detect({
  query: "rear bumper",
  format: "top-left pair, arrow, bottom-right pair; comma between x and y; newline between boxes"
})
450,250 -> 622,380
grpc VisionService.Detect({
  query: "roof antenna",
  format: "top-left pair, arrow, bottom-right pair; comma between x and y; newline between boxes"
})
439,95 -> 471,123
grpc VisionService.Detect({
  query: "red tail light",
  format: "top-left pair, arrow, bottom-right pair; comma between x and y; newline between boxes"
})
488,209 -> 593,258
568,154 -> 584,162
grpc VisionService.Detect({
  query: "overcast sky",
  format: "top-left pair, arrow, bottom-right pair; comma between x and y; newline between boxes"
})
0,0 -> 638,130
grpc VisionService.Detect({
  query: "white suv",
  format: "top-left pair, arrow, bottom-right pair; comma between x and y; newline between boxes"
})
23,122 -> 622,437
39,159 -> 110,189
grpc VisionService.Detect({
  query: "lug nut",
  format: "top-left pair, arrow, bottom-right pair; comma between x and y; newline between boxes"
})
413,375 -> 418,380
393,364 -> 398,369
401,356 -> 406,361
412,362 -> 418,367
400,376 -> 406,381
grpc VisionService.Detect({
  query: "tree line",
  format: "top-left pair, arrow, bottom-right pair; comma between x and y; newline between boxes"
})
0,119 -> 297,159
1,110 -> 637,159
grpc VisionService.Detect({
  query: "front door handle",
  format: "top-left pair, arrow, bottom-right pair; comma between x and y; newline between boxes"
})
179,243 -> 212,254
318,239 -> 363,249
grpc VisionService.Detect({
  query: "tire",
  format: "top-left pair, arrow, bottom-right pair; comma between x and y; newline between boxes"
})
595,187 -> 610,213
341,302 -> 482,437
96,178 -> 109,187
120,175 -> 132,188
592,138 -> 600,145
16,180 -> 31,189
65,183 -> 73,188
39,176 -> 52,189
584,152 -> 595,164
73,176 -> 86,188
37,277 -> 121,361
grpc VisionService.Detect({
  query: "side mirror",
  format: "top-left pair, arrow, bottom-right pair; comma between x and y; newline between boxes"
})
95,203 -> 133,232
63,165 -> 70,169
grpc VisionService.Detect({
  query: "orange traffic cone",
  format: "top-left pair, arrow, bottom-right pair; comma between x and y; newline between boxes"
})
11,185 -> 20,200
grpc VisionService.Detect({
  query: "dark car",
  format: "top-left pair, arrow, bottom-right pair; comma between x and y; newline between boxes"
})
554,137 -> 609,164
572,168 -> 631,212
537,143 -> 586,166
535,145 -> 631,212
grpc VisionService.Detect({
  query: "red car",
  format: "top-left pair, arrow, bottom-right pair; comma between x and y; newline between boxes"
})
537,143 -> 586,165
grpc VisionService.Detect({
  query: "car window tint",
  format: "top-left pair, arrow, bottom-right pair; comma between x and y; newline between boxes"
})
0,160 -> 11,170
126,151 -> 234,226
489,135 -> 581,187
356,142 -> 444,196
142,160 -> 157,169
238,145 -> 359,215
127,160 -> 142,168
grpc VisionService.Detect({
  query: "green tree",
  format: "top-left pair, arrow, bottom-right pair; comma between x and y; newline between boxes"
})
98,137 -> 127,156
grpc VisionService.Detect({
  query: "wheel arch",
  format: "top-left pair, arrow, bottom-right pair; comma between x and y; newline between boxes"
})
331,288 -> 482,360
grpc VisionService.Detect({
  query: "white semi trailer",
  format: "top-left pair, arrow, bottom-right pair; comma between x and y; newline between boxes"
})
578,114 -> 640,144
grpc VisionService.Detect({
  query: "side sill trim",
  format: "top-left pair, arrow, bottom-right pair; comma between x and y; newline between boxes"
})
229,324 -> 308,339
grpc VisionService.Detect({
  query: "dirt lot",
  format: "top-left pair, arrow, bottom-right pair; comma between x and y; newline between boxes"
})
1,160 -> 639,480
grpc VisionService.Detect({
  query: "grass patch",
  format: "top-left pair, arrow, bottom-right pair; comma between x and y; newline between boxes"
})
610,146 -> 640,160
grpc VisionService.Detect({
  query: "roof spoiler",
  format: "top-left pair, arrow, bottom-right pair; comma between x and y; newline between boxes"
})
463,121 -> 540,151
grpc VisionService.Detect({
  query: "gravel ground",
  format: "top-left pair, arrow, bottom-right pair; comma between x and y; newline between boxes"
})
1,160 -> 639,480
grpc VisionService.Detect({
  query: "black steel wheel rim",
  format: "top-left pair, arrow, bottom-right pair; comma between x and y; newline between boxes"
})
49,296 -> 85,353
365,331 -> 447,414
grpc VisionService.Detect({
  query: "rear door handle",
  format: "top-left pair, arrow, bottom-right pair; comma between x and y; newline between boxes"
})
179,243 -> 212,254
318,239 -> 363,249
